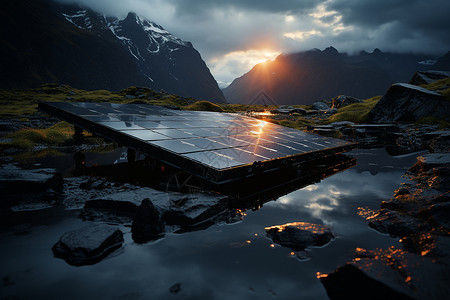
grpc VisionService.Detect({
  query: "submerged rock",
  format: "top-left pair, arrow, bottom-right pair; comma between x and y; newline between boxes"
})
132,198 -> 165,243
265,222 -> 334,252
368,83 -> 450,123
52,224 -> 123,266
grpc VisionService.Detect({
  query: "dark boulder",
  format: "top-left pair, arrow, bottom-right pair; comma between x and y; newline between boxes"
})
331,95 -> 363,108
368,83 -> 450,123
81,199 -> 139,225
52,224 -> 124,266
409,70 -> 450,85
132,198 -> 165,243
265,222 -> 334,252
320,263 -> 415,300
0,164 -> 63,210
311,102 -> 330,111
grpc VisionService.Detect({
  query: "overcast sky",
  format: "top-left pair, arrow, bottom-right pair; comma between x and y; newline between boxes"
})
58,0 -> 450,86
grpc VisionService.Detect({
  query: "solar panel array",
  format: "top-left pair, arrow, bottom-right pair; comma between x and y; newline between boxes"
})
39,102 -> 353,179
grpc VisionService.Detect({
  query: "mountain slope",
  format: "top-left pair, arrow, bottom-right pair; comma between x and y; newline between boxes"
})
223,47 -> 438,105
0,0 -> 225,103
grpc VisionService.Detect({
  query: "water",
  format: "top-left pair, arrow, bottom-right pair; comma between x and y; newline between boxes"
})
0,148 -> 420,299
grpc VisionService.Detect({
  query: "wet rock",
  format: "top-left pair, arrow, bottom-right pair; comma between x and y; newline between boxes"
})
52,224 -> 123,266
0,164 -> 63,210
331,95 -> 362,108
368,210 -> 428,237
322,246 -> 450,300
0,164 -> 63,194
416,153 -> 450,169
80,200 -> 139,225
132,198 -> 165,243
368,83 -> 450,123
320,263 -> 415,300
311,101 -> 330,111
265,222 -> 334,252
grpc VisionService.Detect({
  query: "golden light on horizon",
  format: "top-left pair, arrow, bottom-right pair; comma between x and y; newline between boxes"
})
210,49 -> 280,72
284,30 -> 322,41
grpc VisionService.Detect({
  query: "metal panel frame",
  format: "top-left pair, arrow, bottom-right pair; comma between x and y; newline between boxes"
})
38,101 -> 356,184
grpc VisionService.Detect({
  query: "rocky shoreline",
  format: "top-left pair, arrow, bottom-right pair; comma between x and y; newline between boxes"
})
321,152 -> 450,299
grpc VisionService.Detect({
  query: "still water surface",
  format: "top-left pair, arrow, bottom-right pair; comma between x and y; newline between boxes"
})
0,148 -> 419,299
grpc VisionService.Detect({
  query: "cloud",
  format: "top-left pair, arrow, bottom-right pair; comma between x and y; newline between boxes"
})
55,0 -> 450,84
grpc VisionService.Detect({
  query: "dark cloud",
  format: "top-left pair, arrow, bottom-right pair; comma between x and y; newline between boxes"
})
55,0 -> 450,83
165,0 -> 318,16
326,0 -> 450,48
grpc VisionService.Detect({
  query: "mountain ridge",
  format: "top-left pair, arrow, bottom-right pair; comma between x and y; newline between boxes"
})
0,0 -> 226,103
223,47 -> 446,105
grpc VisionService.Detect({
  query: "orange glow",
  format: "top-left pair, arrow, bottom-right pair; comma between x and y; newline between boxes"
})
270,244 -> 275,248
316,272 -> 328,279
356,207 -> 379,220
246,240 -> 251,244
265,222 -> 329,234
290,252 -> 295,256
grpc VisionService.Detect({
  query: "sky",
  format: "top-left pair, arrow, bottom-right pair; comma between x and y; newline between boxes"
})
57,0 -> 450,87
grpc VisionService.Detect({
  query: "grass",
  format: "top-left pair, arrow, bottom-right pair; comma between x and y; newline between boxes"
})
5,121 -> 74,150
324,96 -> 381,124
419,77 -> 450,101
414,116 -> 450,129
0,84 -> 194,119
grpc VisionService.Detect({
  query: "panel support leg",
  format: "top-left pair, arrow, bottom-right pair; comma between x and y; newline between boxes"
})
127,148 -> 136,165
73,126 -> 84,140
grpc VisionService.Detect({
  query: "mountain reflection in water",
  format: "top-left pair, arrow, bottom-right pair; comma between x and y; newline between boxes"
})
0,148 -> 420,300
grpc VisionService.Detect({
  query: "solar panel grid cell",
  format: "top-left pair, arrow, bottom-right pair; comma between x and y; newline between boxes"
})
38,102 -> 354,177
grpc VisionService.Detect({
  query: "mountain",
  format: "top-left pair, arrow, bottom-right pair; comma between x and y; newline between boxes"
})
433,51 -> 450,70
223,47 -> 440,105
0,0 -> 225,103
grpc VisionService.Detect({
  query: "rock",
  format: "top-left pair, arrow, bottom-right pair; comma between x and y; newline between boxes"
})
409,153 -> 450,174
80,200 -> 139,225
331,95 -> 363,108
131,198 -> 165,243
326,108 -> 338,114
409,70 -> 450,85
368,210 -> 428,237
0,164 -> 63,210
270,108 -> 307,115
311,102 -> 330,111
322,247 -> 450,300
320,263 -> 415,300
417,153 -> 450,168
265,222 -> 334,252
0,164 -> 63,194
52,224 -> 123,266
368,83 -> 450,123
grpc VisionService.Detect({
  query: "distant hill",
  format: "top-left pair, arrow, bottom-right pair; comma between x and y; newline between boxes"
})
0,0 -> 226,103
223,47 -> 444,105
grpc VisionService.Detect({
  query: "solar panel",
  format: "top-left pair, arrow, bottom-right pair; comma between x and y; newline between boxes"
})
38,102 -> 355,184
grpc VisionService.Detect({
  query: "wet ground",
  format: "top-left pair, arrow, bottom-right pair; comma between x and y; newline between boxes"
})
0,148 -> 419,299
